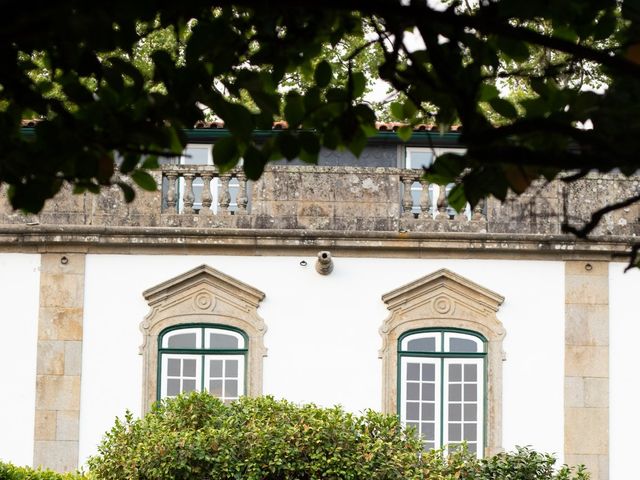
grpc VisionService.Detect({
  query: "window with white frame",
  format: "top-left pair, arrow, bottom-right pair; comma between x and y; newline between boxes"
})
158,325 -> 246,402
399,329 -> 485,456
404,147 -> 469,218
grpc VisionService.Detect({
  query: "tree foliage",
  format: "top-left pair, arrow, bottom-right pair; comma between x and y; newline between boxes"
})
3,1 -> 640,245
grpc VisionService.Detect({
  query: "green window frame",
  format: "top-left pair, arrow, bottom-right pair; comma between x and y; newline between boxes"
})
157,324 -> 248,402
398,327 -> 487,457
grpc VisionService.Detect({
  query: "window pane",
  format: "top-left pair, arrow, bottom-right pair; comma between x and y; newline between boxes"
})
421,403 -> 435,421
421,383 -> 435,401
209,379 -> 223,397
464,423 -> 477,441
421,422 -> 435,440
464,403 -> 477,421
407,363 -> 420,381
225,359 -> 239,377
183,146 -> 210,165
168,333 -> 197,349
448,423 -> 461,442
449,384 -> 462,401
421,363 -> 435,381
407,150 -> 434,169
449,364 -> 462,382
406,402 -> 420,421
449,403 -> 461,421
407,337 -> 436,352
183,359 -> 196,377
183,379 -> 196,392
464,364 -> 477,381
167,378 -> 180,396
210,333 -> 239,349
407,383 -> 420,401
167,358 -> 180,376
467,443 -> 477,454
424,442 -> 435,451
225,380 -> 238,398
449,337 -> 478,353
464,384 -> 477,401
210,360 -> 223,377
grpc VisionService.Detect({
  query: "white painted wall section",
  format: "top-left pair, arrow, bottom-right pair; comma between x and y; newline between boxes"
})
0,254 -> 41,466
80,255 -> 564,463
609,263 -> 640,478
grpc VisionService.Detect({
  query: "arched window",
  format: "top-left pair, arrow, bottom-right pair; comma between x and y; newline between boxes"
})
158,325 -> 247,402
380,269 -> 505,457
399,328 -> 486,455
140,265 -> 266,412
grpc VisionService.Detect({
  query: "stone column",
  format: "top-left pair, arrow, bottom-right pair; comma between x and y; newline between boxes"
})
33,253 -> 85,472
564,261 -> 609,480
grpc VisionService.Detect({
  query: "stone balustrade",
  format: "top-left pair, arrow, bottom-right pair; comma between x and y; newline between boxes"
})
0,166 -> 638,238
162,165 -> 248,215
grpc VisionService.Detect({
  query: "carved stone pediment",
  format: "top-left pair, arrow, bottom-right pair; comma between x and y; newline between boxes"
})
139,264 -> 266,412
381,268 -> 505,340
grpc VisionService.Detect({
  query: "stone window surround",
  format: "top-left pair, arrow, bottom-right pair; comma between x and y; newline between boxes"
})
380,268 -> 505,457
139,264 -> 267,412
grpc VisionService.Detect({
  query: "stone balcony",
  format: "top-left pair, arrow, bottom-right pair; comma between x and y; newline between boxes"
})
1,165 -> 639,241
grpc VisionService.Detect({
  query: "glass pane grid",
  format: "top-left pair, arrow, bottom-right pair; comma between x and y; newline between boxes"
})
445,362 -> 480,454
165,357 -> 199,397
207,357 -> 241,402
405,361 -> 437,447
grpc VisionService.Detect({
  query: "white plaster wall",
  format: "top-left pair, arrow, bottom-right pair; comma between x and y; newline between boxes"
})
609,263 -> 640,478
79,255 -> 564,463
0,254 -> 41,466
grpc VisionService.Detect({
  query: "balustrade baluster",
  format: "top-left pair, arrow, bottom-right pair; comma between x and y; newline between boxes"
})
183,173 -> 195,214
419,179 -> 430,218
472,198 -> 486,221
401,175 -> 414,217
165,172 -> 178,213
219,174 -> 231,215
200,172 -> 214,215
236,172 -> 248,214
436,184 -> 448,220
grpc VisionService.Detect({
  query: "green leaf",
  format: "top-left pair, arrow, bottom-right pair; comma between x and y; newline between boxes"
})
350,71 -> 366,98
284,92 -> 305,127
480,83 -> 500,102
242,145 -> 267,181
117,181 -> 136,203
314,60 -> 332,88
496,37 -> 530,63
299,131 -> 321,155
390,102 -> 404,121
397,126 -> 413,142
213,137 -> 240,170
277,132 -> 300,160
131,170 -> 157,191
446,184 -> 467,212
489,97 -> 518,119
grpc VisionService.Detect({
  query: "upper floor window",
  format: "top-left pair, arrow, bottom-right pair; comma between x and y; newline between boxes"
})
158,325 -> 247,402
399,329 -> 485,456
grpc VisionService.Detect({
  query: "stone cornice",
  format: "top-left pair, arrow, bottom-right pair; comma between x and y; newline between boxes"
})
0,224 -> 633,261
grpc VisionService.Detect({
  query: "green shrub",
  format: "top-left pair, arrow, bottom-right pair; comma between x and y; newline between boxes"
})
87,392 -> 589,480
0,462 -> 83,480
88,393 -> 424,480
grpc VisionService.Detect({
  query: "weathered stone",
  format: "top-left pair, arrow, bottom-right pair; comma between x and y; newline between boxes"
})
565,304 -> 609,346
584,377 -> 609,408
64,341 -> 83,376
565,274 -> 609,305
565,376 -> 584,408
33,440 -> 78,472
565,407 -> 609,454
55,410 -> 79,441
36,375 -> 81,411
36,341 -> 65,375
34,410 -> 57,441
38,307 -> 84,341
39,273 -> 85,308
565,346 -> 609,378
